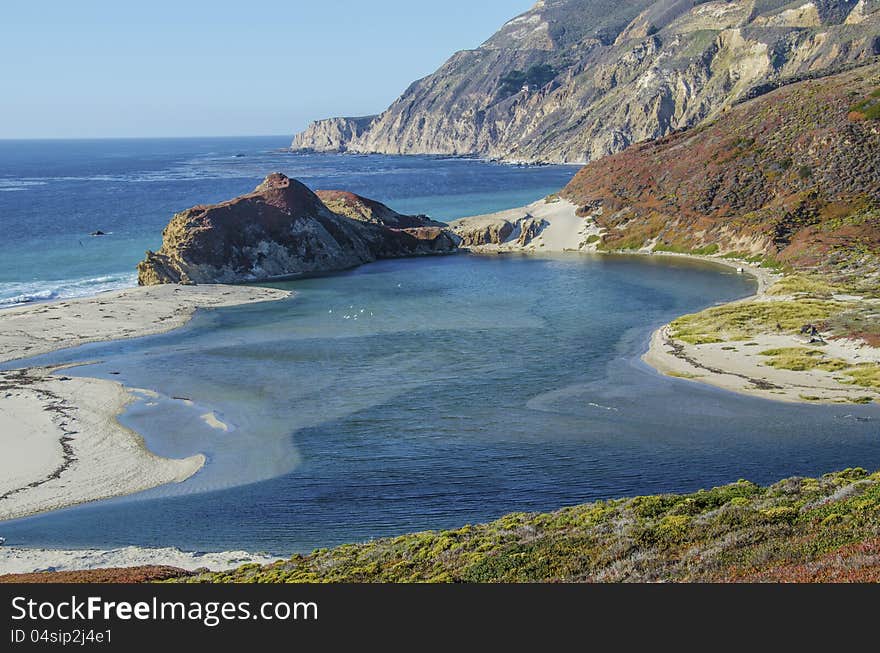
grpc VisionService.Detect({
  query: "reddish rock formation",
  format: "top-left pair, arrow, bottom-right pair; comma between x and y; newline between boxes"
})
137,174 -> 457,285
315,190 -> 444,229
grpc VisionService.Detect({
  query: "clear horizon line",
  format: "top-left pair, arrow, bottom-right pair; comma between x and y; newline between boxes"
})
0,133 -> 295,142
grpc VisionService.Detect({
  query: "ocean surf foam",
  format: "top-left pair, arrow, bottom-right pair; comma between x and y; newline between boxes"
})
0,273 -> 137,308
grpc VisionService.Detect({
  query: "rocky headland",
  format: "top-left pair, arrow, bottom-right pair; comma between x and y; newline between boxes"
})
293,0 -> 880,163
137,174 -> 457,285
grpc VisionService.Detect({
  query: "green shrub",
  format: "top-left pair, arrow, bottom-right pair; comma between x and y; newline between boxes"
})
499,64 -> 556,96
670,300 -> 849,344
766,274 -> 844,298
759,347 -> 849,372
850,88 -> 880,120
844,364 -> 880,388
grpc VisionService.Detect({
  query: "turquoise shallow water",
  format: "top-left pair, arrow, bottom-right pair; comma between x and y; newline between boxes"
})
2,253 -> 879,554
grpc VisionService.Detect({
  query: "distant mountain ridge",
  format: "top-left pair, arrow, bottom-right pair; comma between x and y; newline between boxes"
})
292,0 -> 880,163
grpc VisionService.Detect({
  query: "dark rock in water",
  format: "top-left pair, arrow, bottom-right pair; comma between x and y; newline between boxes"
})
90,230 -> 107,236
137,173 -> 458,285
233,153 -> 245,158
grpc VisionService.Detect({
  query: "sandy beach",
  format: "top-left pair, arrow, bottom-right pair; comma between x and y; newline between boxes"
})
644,325 -> 880,404
0,284 -> 290,522
642,265 -> 880,405
450,197 -> 601,252
0,284 -> 290,365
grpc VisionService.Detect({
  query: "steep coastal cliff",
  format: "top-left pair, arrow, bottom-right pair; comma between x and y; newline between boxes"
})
292,116 -> 376,153
137,174 -> 456,285
560,61 -> 880,279
292,0 -> 880,163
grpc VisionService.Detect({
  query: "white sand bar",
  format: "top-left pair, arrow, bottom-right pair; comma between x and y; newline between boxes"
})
0,284 -> 290,522
0,284 -> 291,365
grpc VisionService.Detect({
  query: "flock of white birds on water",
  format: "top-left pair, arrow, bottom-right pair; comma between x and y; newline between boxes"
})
327,282 -> 402,321
328,306 -> 375,321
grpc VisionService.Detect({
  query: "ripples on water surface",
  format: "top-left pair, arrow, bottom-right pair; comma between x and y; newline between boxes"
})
3,254 -> 879,554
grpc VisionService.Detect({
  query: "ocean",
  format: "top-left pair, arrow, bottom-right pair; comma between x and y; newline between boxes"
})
0,137 -> 576,307
1,138 -> 879,554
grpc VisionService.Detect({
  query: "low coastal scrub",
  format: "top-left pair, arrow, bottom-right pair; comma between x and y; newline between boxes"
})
759,347 -> 848,372
766,274 -> 847,299
653,242 -> 720,256
717,252 -> 786,271
824,306 -> 880,347
850,88 -> 880,121
844,364 -> 880,389
174,469 -> 880,583
669,299 -> 848,344
756,347 -> 880,389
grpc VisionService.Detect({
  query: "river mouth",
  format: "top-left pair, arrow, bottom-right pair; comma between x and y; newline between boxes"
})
2,253 -> 879,554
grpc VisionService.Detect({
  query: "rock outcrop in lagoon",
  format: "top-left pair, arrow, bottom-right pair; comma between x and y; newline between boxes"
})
293,0 -> 880,163
137,174 -> 456,285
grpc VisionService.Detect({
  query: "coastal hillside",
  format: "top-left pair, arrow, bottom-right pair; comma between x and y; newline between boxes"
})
561,62 -> 880,280
137,174 -> 456,285
168,468 -> 880,583
292,0 -> 880,163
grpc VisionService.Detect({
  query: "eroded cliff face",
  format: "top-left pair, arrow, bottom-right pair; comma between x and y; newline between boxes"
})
137,174 -> 456,285
292,0 -> 880,163
560,62 -> 880,277
291,116 -> 377,152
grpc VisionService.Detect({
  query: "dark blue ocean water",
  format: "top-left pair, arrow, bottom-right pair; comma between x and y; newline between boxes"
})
1,139 -> 878,555
0,137 -> 576,306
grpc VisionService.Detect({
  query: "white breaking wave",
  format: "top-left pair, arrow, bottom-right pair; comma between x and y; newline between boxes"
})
0,273 -> 137,308
0,180 -> 48,192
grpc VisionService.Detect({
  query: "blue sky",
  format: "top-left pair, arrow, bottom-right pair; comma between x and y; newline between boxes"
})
1,0 -> 534,139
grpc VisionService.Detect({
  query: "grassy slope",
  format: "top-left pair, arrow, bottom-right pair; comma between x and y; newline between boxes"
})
561,62 -> 880,280
178,469 -> 880,583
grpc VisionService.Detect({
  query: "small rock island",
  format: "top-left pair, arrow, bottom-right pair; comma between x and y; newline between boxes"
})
137,173 -> 457,285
